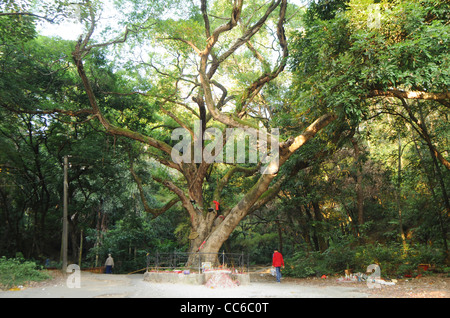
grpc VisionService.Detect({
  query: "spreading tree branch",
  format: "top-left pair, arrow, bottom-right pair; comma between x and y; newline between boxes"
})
369,89 -> 450,101
129,161 -> 180,218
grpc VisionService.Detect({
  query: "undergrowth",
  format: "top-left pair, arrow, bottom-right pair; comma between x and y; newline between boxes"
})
0,256 -> 51,290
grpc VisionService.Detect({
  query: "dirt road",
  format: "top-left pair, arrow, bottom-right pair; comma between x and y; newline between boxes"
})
0,271 -> 448,298
0,272 -> 369,298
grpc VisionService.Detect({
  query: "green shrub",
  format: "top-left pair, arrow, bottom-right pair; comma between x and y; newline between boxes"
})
353,243 -> 401,275
443,267 -> 450,277
0,257 -> 51,290
285,243 -> 448,278
284,250 -> 333,278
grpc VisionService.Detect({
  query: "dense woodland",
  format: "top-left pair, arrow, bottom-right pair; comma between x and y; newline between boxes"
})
0,0 -> 449,276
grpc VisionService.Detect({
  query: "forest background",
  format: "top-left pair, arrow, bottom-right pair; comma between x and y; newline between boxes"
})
0,0 -> 449,278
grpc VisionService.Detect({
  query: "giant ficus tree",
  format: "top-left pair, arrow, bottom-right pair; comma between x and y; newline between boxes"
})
2,0 -> 338,260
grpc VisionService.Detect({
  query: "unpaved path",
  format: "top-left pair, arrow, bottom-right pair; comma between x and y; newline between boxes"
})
1,272 -> 448,298
0,272 -> 368,298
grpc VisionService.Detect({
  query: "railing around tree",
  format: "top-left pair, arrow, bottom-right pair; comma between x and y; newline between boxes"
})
146,251 -> 249,274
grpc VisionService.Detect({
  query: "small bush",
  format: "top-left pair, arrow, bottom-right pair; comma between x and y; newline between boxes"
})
0,257 -> 51,290
284,250 -> 331,278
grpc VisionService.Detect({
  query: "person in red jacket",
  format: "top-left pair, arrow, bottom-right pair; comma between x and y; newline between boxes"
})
272,248 -> 284,283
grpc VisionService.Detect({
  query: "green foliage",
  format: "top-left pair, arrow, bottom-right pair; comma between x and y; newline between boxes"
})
289,0 -> 450,123
0,256 -> 51,290
86,209 -> 184,273
285,242 -> 448,278
276,0 -> 450,277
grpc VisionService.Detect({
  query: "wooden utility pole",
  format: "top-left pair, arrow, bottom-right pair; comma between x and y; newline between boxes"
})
62,155 -> 69,273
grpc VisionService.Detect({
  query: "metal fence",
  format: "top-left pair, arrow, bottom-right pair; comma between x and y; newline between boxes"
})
146,251 -> 249,274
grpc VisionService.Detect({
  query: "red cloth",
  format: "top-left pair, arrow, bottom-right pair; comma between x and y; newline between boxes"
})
272,251 -> 284,267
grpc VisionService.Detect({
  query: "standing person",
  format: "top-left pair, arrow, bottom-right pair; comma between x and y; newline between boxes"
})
272,248 -> 284,283
105,254 -> 114,274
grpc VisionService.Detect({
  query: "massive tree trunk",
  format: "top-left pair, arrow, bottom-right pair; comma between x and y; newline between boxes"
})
192,113 -> 337,259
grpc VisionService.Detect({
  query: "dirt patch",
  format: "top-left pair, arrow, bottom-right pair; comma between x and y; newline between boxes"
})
1,270 -> 448,298
251,265 -> 449,298
281,274 -> 450,298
